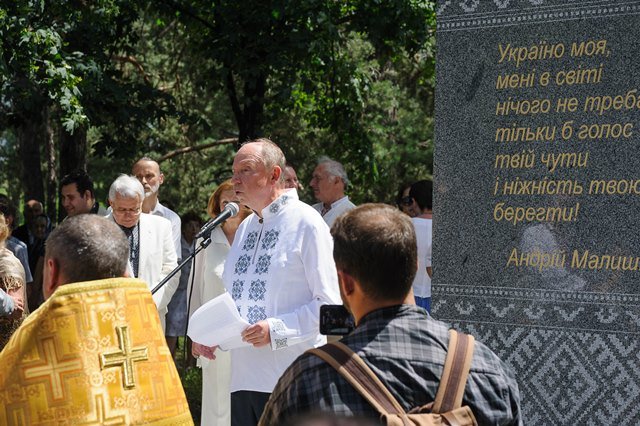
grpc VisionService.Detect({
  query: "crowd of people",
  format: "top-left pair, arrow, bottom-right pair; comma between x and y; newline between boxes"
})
0,138 -> 521,425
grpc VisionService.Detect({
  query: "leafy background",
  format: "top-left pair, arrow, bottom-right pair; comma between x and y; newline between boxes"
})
1,2 -> 436,421
1,0 -> 435,220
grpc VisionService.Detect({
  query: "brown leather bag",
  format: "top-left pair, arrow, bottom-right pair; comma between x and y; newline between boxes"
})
308,330 -> 478,426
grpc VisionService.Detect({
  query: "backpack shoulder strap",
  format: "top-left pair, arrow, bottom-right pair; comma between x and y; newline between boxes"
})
308,342 -> 407,417
432,329 -> 475,414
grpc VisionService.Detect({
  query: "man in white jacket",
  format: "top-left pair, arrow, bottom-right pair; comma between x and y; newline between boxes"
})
107,174 -> 179,330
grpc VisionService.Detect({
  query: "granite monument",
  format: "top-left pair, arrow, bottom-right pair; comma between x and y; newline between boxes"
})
434,1 -> 640,423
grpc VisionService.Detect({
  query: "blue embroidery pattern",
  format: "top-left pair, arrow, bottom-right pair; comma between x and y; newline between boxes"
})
249,280 -> 267,301
271,319 -> 286,334
247,306 -> 267,324
237,306 -> 242,316
231,280 -> 244,301
275,338 -> 288,349
269,195 -> 290,215
235,255 -> 251,274
242,231 -> 258,251
261,230 -> 280,250
254,254 -> 271,275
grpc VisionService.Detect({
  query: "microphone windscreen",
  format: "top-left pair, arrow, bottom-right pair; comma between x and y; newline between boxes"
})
226,202 -> 240,217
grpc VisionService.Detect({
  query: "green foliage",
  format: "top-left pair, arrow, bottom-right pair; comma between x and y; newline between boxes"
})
0,131 -> 21,201
1,0 -> 436,218
169,337 -> 202,424
180,365 -> 202,424
54,0 -> 175,153
0,1 -> 87,130
264,28 -> 435,204
150,0 -> 436,208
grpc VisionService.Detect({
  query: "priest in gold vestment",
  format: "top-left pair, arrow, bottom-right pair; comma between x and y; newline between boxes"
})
0,214 -> 193,425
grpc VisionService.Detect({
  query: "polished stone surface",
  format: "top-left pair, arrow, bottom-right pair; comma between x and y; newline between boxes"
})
434,1 -> 640,423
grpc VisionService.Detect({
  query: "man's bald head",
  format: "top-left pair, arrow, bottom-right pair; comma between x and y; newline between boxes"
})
132,157 -> 164,198
25,199 -> 43,223
43,215 -> 130,298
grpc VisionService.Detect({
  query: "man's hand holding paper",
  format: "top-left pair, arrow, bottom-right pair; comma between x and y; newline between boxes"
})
187,292 -> 251,351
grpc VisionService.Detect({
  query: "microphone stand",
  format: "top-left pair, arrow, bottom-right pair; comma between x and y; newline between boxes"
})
151,232 -> 213,295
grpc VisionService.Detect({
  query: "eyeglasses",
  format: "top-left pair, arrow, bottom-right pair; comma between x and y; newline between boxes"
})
113,207 -> 141,216
400,196 -> 413,206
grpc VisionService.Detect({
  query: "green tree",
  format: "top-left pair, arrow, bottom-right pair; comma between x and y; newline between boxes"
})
1,0 -> 436,223
1,1 -> 175,218
150,0 -> 435,207
1,1 -> 86,203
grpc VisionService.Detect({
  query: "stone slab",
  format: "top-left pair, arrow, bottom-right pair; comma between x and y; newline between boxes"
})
433,1 -> 640,423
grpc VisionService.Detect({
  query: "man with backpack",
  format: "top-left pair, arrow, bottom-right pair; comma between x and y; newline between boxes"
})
260,204 -> 521,426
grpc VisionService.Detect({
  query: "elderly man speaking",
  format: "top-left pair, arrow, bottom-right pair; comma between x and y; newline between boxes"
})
196,138 -> 340,426
107,174 -> 179,331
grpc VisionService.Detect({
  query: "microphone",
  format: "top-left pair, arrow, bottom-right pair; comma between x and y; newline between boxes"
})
195,202 -> 240,239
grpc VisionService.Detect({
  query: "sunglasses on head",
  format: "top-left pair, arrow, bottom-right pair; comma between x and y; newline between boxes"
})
400,196 -> 413,206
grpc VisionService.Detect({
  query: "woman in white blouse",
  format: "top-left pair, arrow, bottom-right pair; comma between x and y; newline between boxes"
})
189,180 -> 251,426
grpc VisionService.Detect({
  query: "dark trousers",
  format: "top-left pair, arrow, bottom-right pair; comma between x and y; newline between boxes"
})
415,296 -> 431,313
231,390 -> 271,426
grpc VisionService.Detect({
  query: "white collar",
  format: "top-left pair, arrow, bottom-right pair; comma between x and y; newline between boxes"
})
260,190 -> 299,220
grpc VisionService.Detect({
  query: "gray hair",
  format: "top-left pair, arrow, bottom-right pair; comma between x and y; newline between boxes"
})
243,138 -> 286,183
45,214 -> 129,282
133,156 -> 161,172
108,174 -> 145,201
318,156 -> 350,187
136,156 -> 156,163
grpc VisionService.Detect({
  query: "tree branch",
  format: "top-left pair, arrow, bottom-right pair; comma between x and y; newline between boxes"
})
159,0 -> 217,32
112,55 -> 152,85
225,67 -> 244,142
158,138 -> 237,162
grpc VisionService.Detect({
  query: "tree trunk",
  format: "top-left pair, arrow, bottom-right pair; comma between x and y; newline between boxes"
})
15,106 -> 46,203
45,117 -> 56,220
59,126 -> 88,177
241,73 -> 266,142
225,67 -> 266,146
58,126 -> 87,222
225,68 -> 245,147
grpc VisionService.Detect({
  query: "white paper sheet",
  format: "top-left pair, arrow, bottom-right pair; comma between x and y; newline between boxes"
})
187,292 -> 251,350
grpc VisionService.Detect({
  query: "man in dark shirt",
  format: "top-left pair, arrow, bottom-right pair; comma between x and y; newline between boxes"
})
12,199 -> 45,245
260,204 -> 522,426
60,170 -> 100,217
